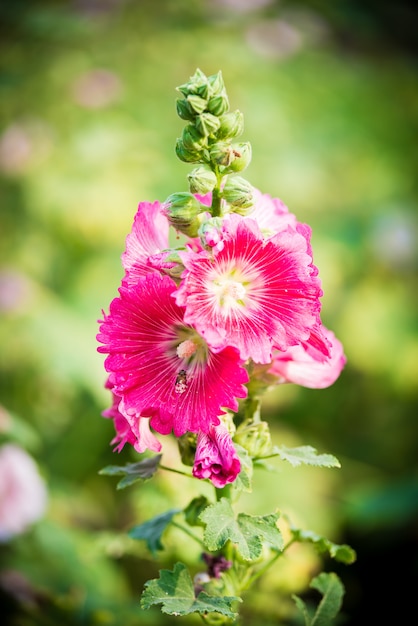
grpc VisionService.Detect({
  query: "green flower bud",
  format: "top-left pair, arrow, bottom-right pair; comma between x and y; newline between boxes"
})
182,124 -> 206,152
177,68 -> 207,97
207,70 -> 225,97
195,112 -> 221,137
175,138 -> 202,163
207,93 -> 230,116
187,166 -> 217,194
222,176 -> 254,209
217,110 -> 244,140
176,97 -> 195,121
234,419 -> 272,458
187,94 -> 208,115
177,432 -> 197,466
209,141 -> 235,167
164,192 -> 202,237
223,141 -> 252,173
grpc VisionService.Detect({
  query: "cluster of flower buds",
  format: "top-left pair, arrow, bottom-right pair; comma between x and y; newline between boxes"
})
165,69 -> 254,237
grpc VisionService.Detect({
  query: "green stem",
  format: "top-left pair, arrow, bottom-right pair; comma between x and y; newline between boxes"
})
170,520 -> 205,547
159,464 -> 194,479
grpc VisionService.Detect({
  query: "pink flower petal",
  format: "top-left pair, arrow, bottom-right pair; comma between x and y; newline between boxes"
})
97,273 -> 248,439
192,423 -> 241,488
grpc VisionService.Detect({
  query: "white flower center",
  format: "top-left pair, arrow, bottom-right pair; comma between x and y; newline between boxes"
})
214,278 -> 247,308
176,339 -> 198,358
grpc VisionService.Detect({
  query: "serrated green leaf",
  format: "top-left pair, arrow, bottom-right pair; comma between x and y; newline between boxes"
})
293,572 -> 345,626
99,454 -> 162,489
129,509 -> 181,555
200,498 -> 283,561
272,445 -> 340,468
140,562 -> 240,617
291,527 -> 356,564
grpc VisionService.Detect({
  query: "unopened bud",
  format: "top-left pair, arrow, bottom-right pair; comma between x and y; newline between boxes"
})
207,70 -> 225,97
195,112 -> 221,138
176,97 -> 195,121
222,176 -> 254,209
207,93 -> 230,116
188,166 -> 217,194
175,138 -> 202,163
224,142 -> 252,173
182,124 -> 207,152
164,192 -> 202,237
198,216 -> 224,249
209,141 -> 235,167
234,419 -> 272,458
217,110 -> 244,140
187,94 -> 208,115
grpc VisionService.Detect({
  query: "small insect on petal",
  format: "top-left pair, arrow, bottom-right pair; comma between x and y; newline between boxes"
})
175,369 -> 188,394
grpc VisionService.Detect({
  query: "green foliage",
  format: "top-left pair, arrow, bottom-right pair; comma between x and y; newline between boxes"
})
291,527 -> 357,565
200,498 -> 283,561
293,572 -> 345,626
140,562 -> 241,618
129,509 -> 181,555
99,454 -> 162,489
271,445 -> 341,468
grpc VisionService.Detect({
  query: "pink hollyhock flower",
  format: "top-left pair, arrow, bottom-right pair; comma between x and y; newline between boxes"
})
97,273 -> 248,441
269,327 -> 346,388
103,377 -> 162,453
176,213 -> 327,364
121,201 -> 169,287
192,423 -> 241,488
0,444 -> 48,541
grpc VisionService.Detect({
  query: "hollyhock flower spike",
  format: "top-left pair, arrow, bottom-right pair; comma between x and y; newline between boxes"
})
176,212 -> 328,364
269,326 -> 347,389
192,422 -> 241,488
97,272 -> 248,443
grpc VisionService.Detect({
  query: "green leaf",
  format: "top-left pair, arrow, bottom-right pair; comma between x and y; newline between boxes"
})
99,454 -> 162,489
293,572 -> 345,626
184,496 -> 210,527
200,498 -> 283,561
140,562 -> 240,617
291,528 -> 356,564
272,445 -> 340,468
232,444 -> 253,493
129,509 -> 181,555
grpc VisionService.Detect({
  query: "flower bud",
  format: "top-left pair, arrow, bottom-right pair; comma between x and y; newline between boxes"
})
217,110 -> 244,140
207,93 -> 230,116
188,166 -> 217,194
234,419 -> 272,458
222,176 -> 254,209
164,192 -> 202,237
207,70 -> 225,97
176,97 -> 195,121
198,216 -> 224,249
195,112 -> 221,138
187,94 -> 208,115
223,141 -> 252,173
209,141 -> 235,167
175,138 -> 202,163
182,124 -> 206,152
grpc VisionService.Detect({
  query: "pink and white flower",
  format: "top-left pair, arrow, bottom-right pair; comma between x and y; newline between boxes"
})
176,213 -> 327,364
0,444 -> 48,541
121,201 -> 169,287
97,273 -> 248,443
269,326 -> 346,388
192,423 -> 241,488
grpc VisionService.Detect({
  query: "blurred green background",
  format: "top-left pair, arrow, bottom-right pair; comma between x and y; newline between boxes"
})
1,0 -> 417,624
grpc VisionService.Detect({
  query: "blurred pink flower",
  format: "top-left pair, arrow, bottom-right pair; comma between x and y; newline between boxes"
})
97,273 -> 248,441
269,326 -> 346,388
192,423 -> 241,488
0,444 -> 47,541
176,213 -> 327,364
